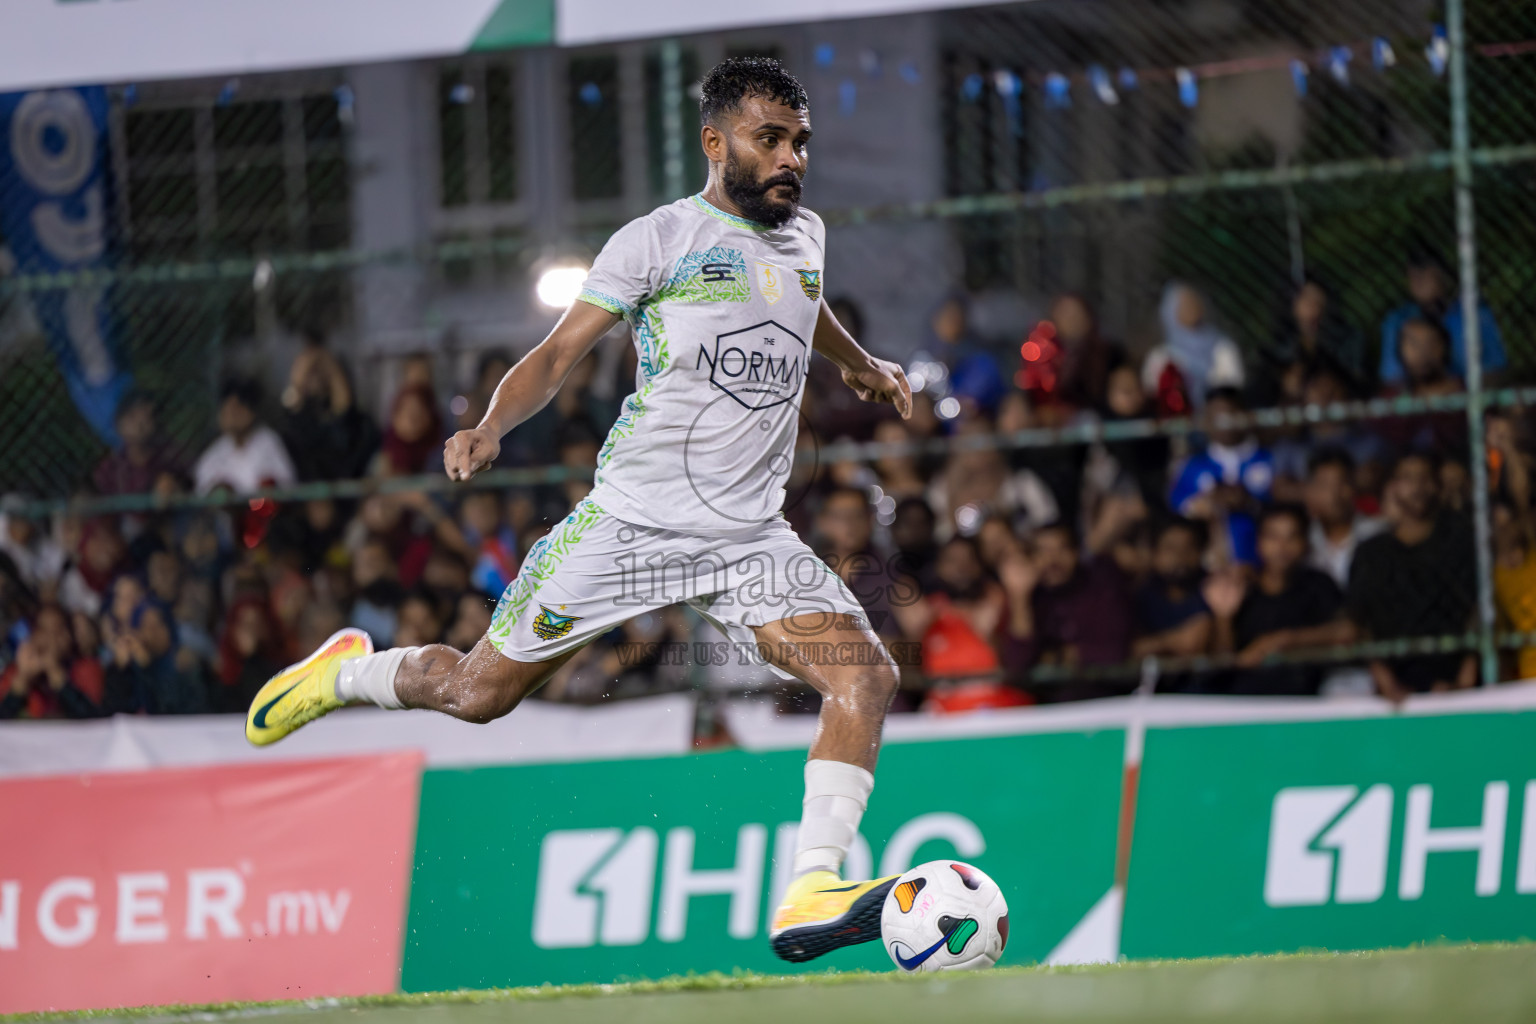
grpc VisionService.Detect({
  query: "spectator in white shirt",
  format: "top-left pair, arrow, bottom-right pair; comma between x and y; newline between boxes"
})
1303,447 -> 1386,588
193,379 -> 297,496
0,495 -> 66,594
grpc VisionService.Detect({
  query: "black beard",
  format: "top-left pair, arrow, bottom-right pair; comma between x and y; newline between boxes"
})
721,148 -> 801,228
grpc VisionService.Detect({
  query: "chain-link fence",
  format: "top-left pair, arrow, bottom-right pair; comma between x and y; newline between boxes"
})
2,0 -> 1536,710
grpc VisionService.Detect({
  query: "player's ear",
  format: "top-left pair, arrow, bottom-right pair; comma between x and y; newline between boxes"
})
701,122 -> 724,163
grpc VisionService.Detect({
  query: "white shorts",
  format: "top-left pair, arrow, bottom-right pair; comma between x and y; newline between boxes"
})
486,496 -> 868,674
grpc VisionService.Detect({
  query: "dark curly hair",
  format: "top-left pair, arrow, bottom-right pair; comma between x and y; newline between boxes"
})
699,57 -> 808,127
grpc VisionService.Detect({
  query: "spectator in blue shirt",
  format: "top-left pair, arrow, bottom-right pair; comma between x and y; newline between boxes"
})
1170,387 -> 1275,566
929,294 -> 1007,414
1379,249 -> 1505,386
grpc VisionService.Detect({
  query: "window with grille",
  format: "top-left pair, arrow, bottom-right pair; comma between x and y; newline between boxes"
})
116,88 -> 353,341
120,93 -> 351,261
438,59 -> 519,208
568,55 -> 623,201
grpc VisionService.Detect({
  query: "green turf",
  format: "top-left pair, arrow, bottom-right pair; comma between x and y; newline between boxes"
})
9,944 -> 1535,1024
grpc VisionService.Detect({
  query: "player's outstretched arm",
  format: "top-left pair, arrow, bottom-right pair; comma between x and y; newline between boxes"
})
444,300 -> 620,481
812,299 -> 912,420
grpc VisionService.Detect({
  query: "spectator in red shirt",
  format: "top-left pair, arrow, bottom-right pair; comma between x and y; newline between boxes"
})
379,383 -> 443,476
0,604 -> 103,718
910,536 -> 1029,713
215,597 -> 287,713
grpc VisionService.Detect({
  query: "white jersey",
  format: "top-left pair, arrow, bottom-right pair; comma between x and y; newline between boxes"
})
576,192 -> 826,534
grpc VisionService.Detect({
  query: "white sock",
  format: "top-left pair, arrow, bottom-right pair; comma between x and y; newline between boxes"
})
335,648 -> 414,709
792,759 -> 875,878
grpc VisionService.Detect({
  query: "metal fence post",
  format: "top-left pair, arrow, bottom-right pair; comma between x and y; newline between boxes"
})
660,39 -> 685,200
1448,0 -> 1499,685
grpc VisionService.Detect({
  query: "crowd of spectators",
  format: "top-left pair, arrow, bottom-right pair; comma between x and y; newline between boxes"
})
2,247 -> 1533,721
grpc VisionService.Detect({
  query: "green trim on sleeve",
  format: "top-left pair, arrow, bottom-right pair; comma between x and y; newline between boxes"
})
577,288 -> 635,317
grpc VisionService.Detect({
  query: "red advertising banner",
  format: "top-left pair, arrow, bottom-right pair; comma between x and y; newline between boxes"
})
0,753 -> 422,1014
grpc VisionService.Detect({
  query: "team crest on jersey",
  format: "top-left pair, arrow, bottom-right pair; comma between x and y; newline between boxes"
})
532,604 -> 582,642
755,261 -> 785,304
797,269 -> 822,301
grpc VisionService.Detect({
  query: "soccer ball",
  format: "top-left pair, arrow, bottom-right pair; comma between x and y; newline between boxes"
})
880,860 -> 1008,972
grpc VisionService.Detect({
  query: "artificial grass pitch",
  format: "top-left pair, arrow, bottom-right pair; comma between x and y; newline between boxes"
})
9,943 -> 1535,1024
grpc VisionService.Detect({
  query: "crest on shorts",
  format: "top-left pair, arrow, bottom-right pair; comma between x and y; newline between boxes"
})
797,268 -> 822,301
532,604 -> 581,642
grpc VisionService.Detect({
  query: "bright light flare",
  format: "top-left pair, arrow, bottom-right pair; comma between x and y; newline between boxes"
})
535,266 -> 589,309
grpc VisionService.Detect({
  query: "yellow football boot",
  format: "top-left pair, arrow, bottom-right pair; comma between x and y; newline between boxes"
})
769,869 -> 899,962
245,628 -> 373,746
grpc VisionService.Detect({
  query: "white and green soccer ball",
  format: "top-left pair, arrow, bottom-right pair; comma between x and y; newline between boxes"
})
880,860 -> 1009,972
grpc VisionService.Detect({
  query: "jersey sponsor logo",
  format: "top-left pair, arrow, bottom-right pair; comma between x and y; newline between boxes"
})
695,319 -> 808,410
661,247 -> 750,304
755,261 -> 785,304
797,268 -> 822,301
532,604 -> 582,642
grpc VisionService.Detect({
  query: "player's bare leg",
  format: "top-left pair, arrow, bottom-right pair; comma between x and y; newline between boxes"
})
245,631 -> 577,745
757,612 -> 901,961
392,639 -> 580,721
755,613 -> 898,772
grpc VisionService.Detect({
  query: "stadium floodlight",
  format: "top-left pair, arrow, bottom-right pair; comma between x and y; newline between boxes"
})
535,266 -> 589,309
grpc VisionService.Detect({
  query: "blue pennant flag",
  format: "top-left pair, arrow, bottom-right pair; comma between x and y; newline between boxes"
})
1088,65 -> 1118,105
1426,24 -> 1448,77
1291,59 -> 1309,98
992,70 -> 1024,136
1175,68 -> 1198,108
334,84 -> 355,126
1329,46 -> 1352,85
1043,72 -> 1071,109
1372,37 -> 1397,70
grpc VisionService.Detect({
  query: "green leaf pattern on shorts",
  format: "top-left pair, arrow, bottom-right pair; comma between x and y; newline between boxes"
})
488,497 -> 606,644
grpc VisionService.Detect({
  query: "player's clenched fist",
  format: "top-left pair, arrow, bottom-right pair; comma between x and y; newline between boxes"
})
840,357 -> 913,419
444,426 -> 501,481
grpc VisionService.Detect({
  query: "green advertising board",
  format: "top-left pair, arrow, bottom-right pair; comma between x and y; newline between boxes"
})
1123,710 -> 1536,959
402,731 -> 1124,991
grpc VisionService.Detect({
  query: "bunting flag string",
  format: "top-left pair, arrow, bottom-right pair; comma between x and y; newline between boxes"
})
810,23 -> 1536,115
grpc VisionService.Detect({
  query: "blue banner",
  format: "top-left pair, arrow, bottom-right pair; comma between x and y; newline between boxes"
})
0,87 -> 129,446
